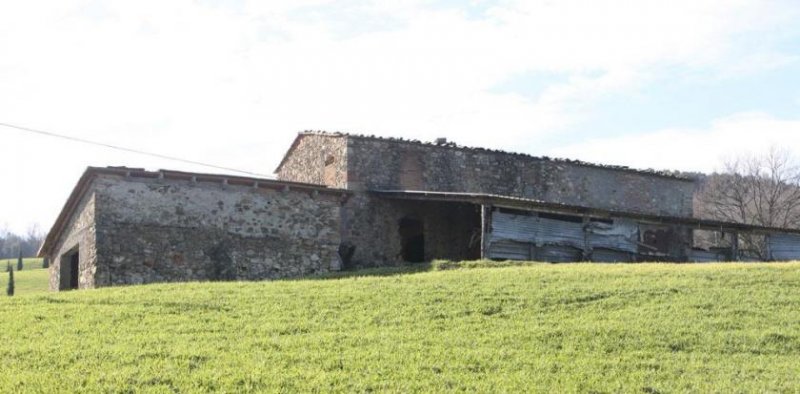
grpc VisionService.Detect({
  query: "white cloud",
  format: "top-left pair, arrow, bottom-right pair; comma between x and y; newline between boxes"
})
0,0 -> 798,233
547,112 -> 800,173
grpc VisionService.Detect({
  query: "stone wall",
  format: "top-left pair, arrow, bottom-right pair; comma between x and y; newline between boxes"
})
274,133 -> 696,266
341,194 -> 480,267
48,192 -> 98,291
50,173 -> 344,289
276,134 -> 348,188
346,137 -> 696,217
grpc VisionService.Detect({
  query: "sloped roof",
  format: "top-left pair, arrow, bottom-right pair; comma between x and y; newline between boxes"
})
274,131 -> 695,181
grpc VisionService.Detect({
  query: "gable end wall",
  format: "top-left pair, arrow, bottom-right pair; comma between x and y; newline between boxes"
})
277,135 -> 348,188
47,186 -> 98,291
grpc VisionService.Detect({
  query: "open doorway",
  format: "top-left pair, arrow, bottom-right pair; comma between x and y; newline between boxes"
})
59,248 -> 80,290
399,217 -> 425,262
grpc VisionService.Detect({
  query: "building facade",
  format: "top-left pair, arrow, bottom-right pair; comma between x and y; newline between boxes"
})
41,132 -> 800,290
42,167 -> 346,291
276,132 -> 699,267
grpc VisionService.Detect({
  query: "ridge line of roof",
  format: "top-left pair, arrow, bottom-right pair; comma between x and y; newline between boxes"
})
287,130 -> 696,181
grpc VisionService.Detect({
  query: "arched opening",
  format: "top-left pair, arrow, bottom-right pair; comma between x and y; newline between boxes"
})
399,217 -> 425,262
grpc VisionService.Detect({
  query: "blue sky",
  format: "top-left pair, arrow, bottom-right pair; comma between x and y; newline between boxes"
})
2,0 -> 800,233
541,60 -> 800,147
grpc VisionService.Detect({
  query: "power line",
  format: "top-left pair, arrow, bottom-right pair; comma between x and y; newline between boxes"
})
0,122 -> 272,178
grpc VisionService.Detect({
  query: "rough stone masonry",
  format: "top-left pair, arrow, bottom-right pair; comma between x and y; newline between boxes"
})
276,132 -> 696,267
43,131 -> 800,290
45,168 -> 346,290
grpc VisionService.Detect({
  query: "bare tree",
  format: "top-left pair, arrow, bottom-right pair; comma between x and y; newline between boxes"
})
24,224 -> 44,257
696,147 -> 800,259
0,225 -> 45,259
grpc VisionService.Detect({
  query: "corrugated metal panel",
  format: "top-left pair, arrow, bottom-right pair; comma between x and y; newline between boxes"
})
592,248 -> 633,262
491,212 -> 584,249
535,217 -> 585,247
490,212 -> 539,243
586,220 -> 638,253
769,234 -> 800,261
537,245 -> 582,262
487,240 -> 531,260
688,249 -> 725,263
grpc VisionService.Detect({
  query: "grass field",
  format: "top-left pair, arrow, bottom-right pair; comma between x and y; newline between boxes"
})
1,262 -> 799,392
1,258 -> 49,296
0,267 -> 49,296
1,257 -> 45,271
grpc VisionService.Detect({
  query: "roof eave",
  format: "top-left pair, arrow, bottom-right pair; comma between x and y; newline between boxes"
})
40,166 -> 351,257
370,190 -> 800,235
38,167 -> 98,257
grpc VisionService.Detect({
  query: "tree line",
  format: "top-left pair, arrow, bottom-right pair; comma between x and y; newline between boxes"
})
0,226 -> 45,259
694,147 -> 800,259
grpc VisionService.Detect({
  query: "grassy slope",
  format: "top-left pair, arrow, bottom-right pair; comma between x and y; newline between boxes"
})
1,263 -> 799,392
0,268 -> 49,295
1,257 -> 45,271
0,258 -> 50,297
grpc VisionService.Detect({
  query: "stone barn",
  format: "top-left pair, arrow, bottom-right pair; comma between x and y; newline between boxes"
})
40,167 -> 347,291
275,132 -> 800,266
42,131 -> 800,290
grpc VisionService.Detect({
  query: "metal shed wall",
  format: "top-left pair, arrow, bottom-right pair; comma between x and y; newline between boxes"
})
487,239 -> 531,261
769,234 -> 800,261
585,220 -> 638,253
488,210 -> 643,262
490,211 -> 584,248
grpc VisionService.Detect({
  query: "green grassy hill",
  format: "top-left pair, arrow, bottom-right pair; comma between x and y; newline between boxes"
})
1,257 -> 45,271
0,267 -> 49,295
1,262 -> 799,392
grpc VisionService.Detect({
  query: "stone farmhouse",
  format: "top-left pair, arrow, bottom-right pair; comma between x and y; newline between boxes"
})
41,131 -> 800,290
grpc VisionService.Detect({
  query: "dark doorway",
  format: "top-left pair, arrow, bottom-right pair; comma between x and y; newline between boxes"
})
69,252 -> 79,289
399,217 -> 425,262
59,248 -> 80,290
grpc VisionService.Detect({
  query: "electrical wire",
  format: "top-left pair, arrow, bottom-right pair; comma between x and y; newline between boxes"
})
0,121 -> 272,177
